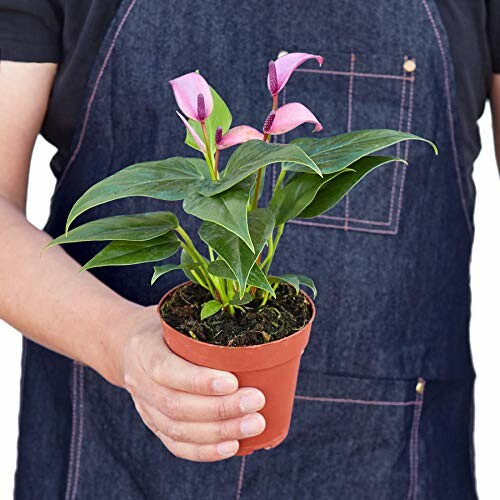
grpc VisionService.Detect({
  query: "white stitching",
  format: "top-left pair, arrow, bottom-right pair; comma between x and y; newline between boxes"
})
293,55 -> 413,234
64,362 -> 78,500
420,0 -> 473,237
407,379 -> 425,499
70,365 -> 85,500
236,456 -> 246,500
295,395 -> 421,406
344,53 -> 356,231
55,0 -> 139,192
297,68 -> 414,81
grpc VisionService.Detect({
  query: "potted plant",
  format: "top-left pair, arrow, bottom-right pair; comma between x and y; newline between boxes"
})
47,52 -> 436,455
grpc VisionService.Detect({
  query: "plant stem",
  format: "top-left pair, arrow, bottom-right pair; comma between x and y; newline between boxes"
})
174,227 -> 237,312
176,227 -> 214,289
216,279 -> 229,304
204,153 -> 217,180
189,268 -> 210,291
273,169 -> 286,192
261,290 -> 271,306
179,241 -> 211,288
260,231 -> 275,269
252,131 -> 273,209
214,149 -> 220,178
263,223 -> 284,275
176,227 -> 204,264
251,168 -> 263,209
226,281 -> 236,301
201,122 -> 218,180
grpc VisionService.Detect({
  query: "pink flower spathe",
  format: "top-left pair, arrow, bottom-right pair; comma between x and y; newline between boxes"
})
267,52 -> 324,96
263,103 -> 323,135
169,72 -> 214,122
216,125 -> 264,150
176,111 -> 207,154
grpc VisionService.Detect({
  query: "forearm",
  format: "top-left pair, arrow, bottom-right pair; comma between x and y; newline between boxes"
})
490,74 -> 500,174
0,196 -> 141,385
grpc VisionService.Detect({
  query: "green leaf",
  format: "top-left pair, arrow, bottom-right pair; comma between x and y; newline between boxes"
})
66,157 -> 210,231
229,293 -> 253,306
287,130 -> 437,175
199,208 -> 275,294
295,274 -> 317,298
183,177 -> 255,250
81,233 -> 180,271
206,259 -> 234,279
270,274 -> 317,298
180,249 -> 207,285
201,300 -> 223,320
185,86 -> 232,154
208,259 -> 275,296
298,156 -> 403,218
270,274 -> 299,293
246,264 -> 276,296
47,212 -> 179,250
151,263 -> 199,285
269,169 -> 350,225
199,141 -> 322,196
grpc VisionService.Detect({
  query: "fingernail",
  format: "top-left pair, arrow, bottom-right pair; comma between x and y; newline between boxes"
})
217,440 -> 239,457
239,391 -> 265,413
212,377 -> 238,394
240,414 -> 265,437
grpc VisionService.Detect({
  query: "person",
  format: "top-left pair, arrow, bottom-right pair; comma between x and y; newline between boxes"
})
0,1 -> 498,498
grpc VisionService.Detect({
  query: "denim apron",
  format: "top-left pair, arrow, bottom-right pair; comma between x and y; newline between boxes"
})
15,1 -> 478,498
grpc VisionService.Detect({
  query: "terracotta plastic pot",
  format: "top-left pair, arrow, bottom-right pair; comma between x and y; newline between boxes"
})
158,282 -> 315,456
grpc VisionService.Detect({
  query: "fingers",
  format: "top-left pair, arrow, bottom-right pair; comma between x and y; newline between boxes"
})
137,380 -> 265,423
125,320 -> 267,462
135,403 -> 244,462
144,403 -> 266,444
157,432 -> 240,462
145,340 -> 239,396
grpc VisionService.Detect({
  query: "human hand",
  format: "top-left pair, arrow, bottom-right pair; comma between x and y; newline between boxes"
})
111,306 -> 266,462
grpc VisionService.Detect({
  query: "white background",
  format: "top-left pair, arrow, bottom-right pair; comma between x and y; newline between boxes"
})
1,108 -> 499,498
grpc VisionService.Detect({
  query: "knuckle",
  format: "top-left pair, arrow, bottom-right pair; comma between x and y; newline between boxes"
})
196,446 -> 214,462
160,434 -> 182,458
139,412 -> 154,429
191,371 -> 209,394
151,358 -> 168,381
217,420 -> 230,441
161,394 -> 181,418
216,399 -> 229,420
123,373 -> 137,392
125,332 -> 142,354
165,420 -> 184,442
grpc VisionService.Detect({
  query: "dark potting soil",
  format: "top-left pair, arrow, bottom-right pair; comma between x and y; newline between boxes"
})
160,283 -> 312,347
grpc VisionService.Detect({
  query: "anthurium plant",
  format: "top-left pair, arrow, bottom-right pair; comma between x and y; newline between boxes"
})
48,52 -> 436,321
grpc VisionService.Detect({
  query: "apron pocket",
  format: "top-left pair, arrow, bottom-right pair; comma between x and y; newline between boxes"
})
276,50 -> 419,236
238,372 -> 424,500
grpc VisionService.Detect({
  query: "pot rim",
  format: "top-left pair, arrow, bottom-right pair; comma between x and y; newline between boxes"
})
157,281 -> 316,352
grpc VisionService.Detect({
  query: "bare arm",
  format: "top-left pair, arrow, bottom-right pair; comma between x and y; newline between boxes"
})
0,62 -> 265,461
0,61 -> 133,383
490,74 -> 500,173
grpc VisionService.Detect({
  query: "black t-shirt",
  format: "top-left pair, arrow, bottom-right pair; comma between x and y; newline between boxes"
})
0,0 -> 498,176
0,0 -> 121,176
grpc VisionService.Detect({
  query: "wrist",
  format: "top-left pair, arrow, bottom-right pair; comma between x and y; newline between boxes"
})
93,299 -> 145,387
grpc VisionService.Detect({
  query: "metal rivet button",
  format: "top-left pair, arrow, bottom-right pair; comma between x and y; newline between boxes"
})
277,50 -> 289,59
403,59 -> 416,73
416,380 -> 425,394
